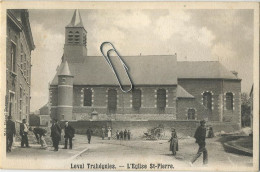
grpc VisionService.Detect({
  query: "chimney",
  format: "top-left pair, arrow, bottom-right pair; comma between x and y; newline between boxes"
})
231,71 -> 238,78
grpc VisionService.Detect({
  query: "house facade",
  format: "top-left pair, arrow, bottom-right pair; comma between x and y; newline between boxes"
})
48,10 -> 241,135
5,10 -> 35,124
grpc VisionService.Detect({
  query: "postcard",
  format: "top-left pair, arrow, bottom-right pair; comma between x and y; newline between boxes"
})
0,1 -> 259,171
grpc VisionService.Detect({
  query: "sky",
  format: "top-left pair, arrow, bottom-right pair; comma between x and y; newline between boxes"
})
28,9 -> 254,112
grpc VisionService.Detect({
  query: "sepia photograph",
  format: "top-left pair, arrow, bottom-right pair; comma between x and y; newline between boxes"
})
1,1 -> 259,171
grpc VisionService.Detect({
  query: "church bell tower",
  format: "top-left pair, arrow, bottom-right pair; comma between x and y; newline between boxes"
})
64,9 -> 87,62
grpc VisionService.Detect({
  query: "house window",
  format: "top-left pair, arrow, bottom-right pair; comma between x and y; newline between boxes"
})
84,89 -> 92,106
226,92 -> 233,110
108,89 -> 117,113
187,109 -> 196,120
11,43 -> 16,72
26,96 -> 29,114
157,89 -> 166,113
20,44 -> 23,70
132,89 -> 141,110
203,92 -> 212,110
8,92 -> 15,117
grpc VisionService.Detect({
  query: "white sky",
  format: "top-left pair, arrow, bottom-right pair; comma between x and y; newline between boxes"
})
28,9 -> 254,112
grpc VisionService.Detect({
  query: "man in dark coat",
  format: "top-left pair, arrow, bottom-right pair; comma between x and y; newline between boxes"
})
6,116 -> 16,152
20,119 -> 30,148
86,128 -> 93,144
190,120 -> 208,166
127,130 -> 131,140
119,130 -> 124,140
51,119 -> 61,151
63,121 -> 75,149
123,129 -> 127,140
169,128 -> 178,155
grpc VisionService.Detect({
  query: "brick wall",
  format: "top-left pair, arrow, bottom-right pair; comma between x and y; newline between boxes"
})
178,79 -> 241,125
70,86 -> 177,120
6,12 -> 32,123
177,98 -> 208,120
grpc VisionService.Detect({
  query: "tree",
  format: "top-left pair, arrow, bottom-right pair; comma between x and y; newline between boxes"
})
241,92 -> 251,127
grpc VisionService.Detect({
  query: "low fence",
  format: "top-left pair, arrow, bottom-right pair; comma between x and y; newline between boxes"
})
68,120 -> 201,139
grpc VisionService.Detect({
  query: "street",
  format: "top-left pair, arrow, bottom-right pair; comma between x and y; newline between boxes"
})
7,134 -> 252,169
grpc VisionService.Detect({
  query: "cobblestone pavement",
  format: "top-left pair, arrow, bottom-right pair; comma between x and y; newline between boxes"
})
6,134 -> 253,169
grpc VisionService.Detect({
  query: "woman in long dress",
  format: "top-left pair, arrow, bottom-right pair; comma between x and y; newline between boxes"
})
169,128 -> 178,155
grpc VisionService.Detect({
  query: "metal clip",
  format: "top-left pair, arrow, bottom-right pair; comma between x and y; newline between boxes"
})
100,42 -> 133,93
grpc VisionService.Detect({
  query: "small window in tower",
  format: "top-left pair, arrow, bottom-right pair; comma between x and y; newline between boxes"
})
62,78 -> 66,84
83,33 -> 86,46
68,31 -> 73,43
84,89 -> 92,106
187,108 -> 196,120
74,31 -> 80,43
75,31 -> 80,37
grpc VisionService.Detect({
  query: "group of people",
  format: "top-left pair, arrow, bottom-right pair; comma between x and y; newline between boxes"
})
169,120 -> 209,166
116,129 -> 131,140
6,115 -> 210,165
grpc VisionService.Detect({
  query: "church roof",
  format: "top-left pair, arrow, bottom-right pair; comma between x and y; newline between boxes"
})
177,61 -> 240,80
66,9 -> 84,28
58,61 -> 72,76
51,55 -> 178,86
177,86 -> 194,98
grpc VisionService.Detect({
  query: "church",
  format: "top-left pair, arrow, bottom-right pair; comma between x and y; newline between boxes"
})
48,10 -> 241,136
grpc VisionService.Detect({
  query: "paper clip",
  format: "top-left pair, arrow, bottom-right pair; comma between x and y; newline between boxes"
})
100,42 -> 133,93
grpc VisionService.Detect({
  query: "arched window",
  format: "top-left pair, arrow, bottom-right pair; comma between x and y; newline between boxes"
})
132,89 -> 141,110
226,92 -> 233,110
68,31 -> 73,43
157,89 -> 166,113
187,109 -> 195,120
108,89 -> 117,113
84,89 -> 92,106
74,31 -> 80,43
203,92 -> 212,110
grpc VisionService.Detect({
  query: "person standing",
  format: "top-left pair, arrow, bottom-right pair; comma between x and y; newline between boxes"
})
120,130 -> 124,140
169,128 -> 178,155
190,120 -> 208,166
127,130 -> 131,140
32,127 -> 47,149
116,130 -> 120,140
101,127 -> 106,140
107,127 -> 112,140
86,127 -> 93,144
123,129 -> 127,140
63,121 -> 75,149
51,119 -> 61,151
6,116 -> 16,152
20,119 -> 30,148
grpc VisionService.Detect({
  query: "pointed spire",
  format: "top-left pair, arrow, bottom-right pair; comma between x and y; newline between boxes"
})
66,9 -> 84,27
58,61 -> 72,76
